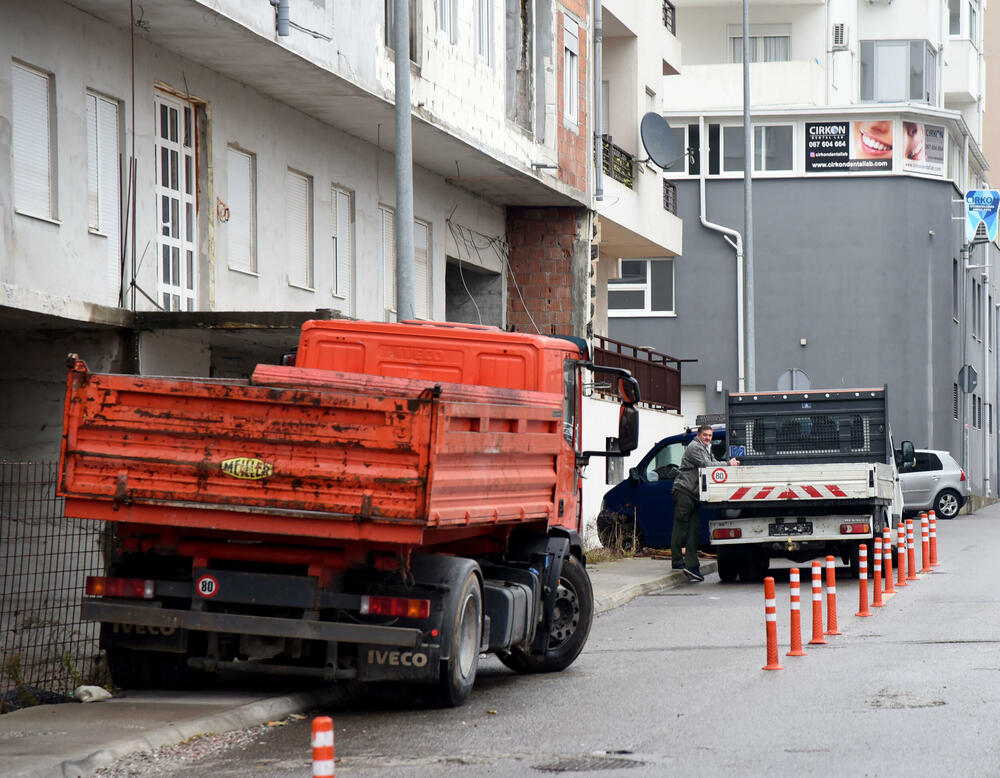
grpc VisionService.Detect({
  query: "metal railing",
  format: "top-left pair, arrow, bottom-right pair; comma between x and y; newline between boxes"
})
1,462 -> 106,711
594,336 -> 687,411
663,1 -> 676,35
663,180 -> 678,214
602,135 -> 635,189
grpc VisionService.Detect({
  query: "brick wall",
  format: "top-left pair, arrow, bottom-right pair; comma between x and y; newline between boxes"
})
557,4 -> 589,193
506,206 -> 586,336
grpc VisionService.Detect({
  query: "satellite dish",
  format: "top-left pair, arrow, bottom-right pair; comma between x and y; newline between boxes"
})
640,112 -> 683,169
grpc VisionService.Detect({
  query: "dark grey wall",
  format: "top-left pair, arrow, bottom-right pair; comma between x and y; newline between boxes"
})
611,176 -> 966,457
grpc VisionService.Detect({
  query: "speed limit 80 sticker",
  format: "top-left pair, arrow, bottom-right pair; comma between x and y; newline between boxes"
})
711,467 -> 728,484
195,574 -> 220,599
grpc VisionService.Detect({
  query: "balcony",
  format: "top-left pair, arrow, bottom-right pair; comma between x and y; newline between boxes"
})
594,336 -> 686,411
602,136 -> 635,189
662,1 -> 676,35
662,60 -> 825,111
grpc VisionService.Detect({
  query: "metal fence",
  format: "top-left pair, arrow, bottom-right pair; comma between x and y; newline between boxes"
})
1,462 -> 106,711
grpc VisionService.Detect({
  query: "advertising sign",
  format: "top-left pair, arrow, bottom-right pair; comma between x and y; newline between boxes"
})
901,121 -> 946,176
965,190 -> 1000,242
806,121 -> 894,173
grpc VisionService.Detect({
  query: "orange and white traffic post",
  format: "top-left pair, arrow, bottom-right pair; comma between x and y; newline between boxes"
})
872,537 -> 884,607
906,518 -> 918,581
312,716 -> 335,778
763,576 -> 784,670
896,521 -> 908,588
808,560 -> 826,645
787,567 -> 806,657
824,555 -> 841,635
929,510 -> 939,567
856,543 -> 871,617
882,526 -> 895,594
920,512 -> 932,573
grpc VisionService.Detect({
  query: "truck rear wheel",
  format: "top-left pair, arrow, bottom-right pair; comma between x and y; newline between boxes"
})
434,569 -> 482,707
498,555 -> 593,674
596,510 -> 644,553
716,547 -> 740,583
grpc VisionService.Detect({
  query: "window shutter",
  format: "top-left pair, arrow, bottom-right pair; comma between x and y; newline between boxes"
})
332,187 -> 353,314
86,93 -> 99,228
227,147 -> 254,273
381,207 -> 396,317
285,170 -> 312,288
413,220 -> 429,319
12,63 -> 53,218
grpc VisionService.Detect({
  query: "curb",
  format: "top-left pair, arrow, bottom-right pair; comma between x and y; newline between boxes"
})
45,686 -> 347,778
594,560 -> 718,614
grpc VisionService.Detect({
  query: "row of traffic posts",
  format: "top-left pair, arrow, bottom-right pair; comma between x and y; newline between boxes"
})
763,511 -> 939,670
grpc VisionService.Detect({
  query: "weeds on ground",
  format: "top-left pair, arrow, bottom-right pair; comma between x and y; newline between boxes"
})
0,655 -> 37,713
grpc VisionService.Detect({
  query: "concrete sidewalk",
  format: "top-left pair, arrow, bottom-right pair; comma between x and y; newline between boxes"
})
0,555 -> 700,778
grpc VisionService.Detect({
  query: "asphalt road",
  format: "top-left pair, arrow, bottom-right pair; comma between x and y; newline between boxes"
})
91,505 -> 1000,777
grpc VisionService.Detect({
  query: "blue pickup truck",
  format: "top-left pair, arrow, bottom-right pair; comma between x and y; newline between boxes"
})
596,426 -> 735,552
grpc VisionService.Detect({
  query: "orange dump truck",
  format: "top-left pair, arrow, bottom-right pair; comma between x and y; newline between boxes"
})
59,319 -> 638,705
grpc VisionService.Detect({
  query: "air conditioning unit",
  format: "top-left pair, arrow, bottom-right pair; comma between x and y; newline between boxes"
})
832,23 -> 848,50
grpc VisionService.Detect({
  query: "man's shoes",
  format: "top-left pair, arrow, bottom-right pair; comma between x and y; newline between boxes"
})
683,567 -> 705,582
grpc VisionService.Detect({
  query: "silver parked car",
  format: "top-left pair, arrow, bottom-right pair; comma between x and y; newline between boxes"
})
898,449 -> 968,519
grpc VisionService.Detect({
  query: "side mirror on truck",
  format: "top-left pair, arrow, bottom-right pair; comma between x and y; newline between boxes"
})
578,366 -> 640,465
898,440 -> 916,471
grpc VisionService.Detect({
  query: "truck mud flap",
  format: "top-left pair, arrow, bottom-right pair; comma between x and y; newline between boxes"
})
357,643 -> 441,682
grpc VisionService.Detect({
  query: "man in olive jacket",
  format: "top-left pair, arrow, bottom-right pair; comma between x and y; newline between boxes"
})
671,424 -> 739,581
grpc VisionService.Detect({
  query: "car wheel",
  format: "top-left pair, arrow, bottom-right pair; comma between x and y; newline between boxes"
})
934,488 -> 962,520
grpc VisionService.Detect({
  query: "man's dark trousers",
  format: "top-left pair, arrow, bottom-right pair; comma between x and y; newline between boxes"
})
671,490 -> 700,571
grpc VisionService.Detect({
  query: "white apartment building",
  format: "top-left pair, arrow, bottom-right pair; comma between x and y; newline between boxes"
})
0,0 -> 688,543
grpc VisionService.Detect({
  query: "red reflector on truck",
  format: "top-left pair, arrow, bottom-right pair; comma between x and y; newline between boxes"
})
85,576 -> 155,599
712,528 -> 742,540
361,595 -> 431,619
839,523 -> 870,535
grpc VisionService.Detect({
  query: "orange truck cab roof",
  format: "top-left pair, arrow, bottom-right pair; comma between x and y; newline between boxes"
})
294,320 -> 587,394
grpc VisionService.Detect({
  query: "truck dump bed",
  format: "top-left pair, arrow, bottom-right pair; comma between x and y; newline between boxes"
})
59,359 -> 570,545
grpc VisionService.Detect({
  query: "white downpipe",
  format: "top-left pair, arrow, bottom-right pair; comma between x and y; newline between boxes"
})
698,115 -> 746,393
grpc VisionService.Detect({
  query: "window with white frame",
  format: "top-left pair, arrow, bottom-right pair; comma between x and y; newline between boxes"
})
285,169 -> 314,290
728,24 -> 789,63
226,146 -> 256,275
381,206 -> 432,321
563,18 -> 579,123
970,0 -> 979,45
860,40 -> 937,104
331,185 -> 354,315
437,0 -> 456,43
12,61 -> 56,220
949,0 -> 961,35
608,259 -> 675,316
475,0 -> 493,64
721,124 -> 793,173
154,91 -> 198,311
86,91 -> 121,304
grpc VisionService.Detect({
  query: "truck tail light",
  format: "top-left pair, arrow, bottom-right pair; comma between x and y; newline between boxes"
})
361,595 -> 431,619
712,528 -> 742,540
86,576 -> 155,599
839,523 -> 870,535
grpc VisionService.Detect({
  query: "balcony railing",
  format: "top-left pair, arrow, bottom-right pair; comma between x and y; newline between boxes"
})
594,335 -> 689,412
663,180 -> 677,214
662,1 -> 676,35
602,135 -> 635,189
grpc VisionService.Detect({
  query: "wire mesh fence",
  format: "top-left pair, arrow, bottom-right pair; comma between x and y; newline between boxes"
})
1,462 -> 107,712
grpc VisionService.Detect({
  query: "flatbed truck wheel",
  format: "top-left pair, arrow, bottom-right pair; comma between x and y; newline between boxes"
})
499,555 -> 593,674
435,568 -> 482,707
716,546 -> 739,583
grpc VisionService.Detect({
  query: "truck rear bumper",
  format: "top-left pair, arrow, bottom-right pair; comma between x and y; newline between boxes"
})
82,600 -> 424,647
709,513 -> 874,545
